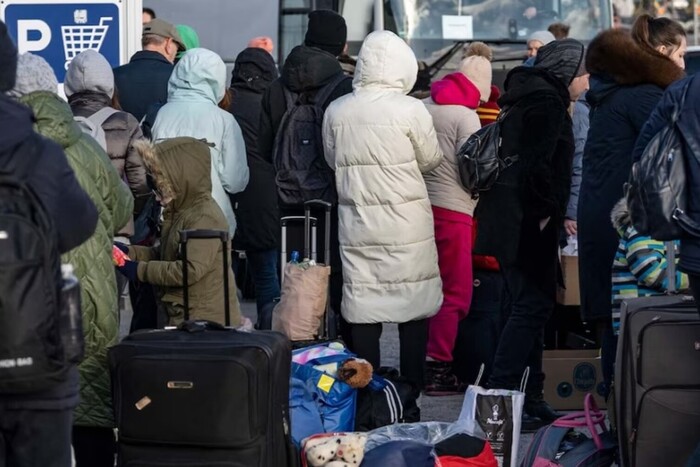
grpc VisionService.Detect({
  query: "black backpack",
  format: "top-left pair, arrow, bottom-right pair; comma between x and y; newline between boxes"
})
458,107 -> 517,200
0,138 -> 71,394
272,74 -> 346,206
626,77 -> 700,240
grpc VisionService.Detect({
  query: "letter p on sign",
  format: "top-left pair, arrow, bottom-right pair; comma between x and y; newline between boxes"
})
17,19 -> 51,53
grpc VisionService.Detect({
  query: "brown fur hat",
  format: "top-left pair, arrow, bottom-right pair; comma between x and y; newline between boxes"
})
586,29 -> 685,89
337,358 -> 373,389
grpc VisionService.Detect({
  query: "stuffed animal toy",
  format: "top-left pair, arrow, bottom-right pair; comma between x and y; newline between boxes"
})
304,433 -> 368,467
337,358 -> 373,389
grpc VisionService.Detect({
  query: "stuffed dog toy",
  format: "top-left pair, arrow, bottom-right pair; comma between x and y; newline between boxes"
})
336,358 -> 373,389
304,433 -> 368,467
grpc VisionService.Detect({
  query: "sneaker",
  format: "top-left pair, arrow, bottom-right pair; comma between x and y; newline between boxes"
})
524,394 -> 563,424
424,361 -> 465,396
521,413 -> 549,433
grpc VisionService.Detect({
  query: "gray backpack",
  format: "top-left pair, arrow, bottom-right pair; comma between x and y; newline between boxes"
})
272,73 -> 346,206
74,107 -> 118,151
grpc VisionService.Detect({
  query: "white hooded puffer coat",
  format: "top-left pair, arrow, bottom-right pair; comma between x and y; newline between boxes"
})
322,31 -> 444,324
151,48 -> 249,236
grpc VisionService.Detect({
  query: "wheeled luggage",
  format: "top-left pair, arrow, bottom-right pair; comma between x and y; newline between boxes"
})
276,200 -> 336,340
109,229 -> 293,467
615,249 -> 700,467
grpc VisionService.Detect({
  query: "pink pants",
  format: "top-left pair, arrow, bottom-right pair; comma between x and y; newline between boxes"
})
427,206 -> 474,362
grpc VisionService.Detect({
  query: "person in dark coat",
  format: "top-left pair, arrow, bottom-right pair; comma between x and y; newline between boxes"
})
0,20 -> 98,466
228,47 -> 280,329
474,39 -> 588,431
578,20 -> 685,393
633,74 -> 700,314
113,18 -> 184,122
259,9 -> 353,336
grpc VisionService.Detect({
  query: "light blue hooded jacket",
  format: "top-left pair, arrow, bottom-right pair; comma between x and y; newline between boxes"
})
152,48 -> 249,235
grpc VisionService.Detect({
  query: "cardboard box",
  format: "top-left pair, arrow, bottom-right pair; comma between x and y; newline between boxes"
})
543,350 -> 606,410
557,254 -> 580,306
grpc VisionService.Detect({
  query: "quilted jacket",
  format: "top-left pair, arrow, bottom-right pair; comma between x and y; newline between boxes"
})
20,91 -> 133,427
322,31 -> 443,324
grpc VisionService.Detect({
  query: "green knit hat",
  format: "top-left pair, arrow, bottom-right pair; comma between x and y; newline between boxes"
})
176,25 -> 200,60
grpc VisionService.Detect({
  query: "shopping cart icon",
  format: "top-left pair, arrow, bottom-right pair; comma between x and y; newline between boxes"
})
61,15 -> 112,69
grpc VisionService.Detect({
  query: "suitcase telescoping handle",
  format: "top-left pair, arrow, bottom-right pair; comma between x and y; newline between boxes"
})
179,229 -> 230,326
304,200 -> 332,267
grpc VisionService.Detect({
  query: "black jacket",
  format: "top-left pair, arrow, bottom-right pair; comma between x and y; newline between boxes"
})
578,29 -> 684,320
474,67 -> 573,266
0,95 -> 98,409
258,45 -> 353,166
633,75 -> 700,275
113,50 -> 174,122
228,48 -> 280,251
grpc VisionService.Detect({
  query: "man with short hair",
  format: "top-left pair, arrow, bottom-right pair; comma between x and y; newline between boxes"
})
113,18 -> 184,121
0,20 -> 98,467
142,7 -> 155,23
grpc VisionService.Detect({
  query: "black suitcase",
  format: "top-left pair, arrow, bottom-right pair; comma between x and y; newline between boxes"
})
452,269 -> 507,385
615,247 -> 700,467
109,230 -> 293,467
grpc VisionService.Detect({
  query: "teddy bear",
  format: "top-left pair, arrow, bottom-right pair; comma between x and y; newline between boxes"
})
336,358 -> 373,389
304,433 -> 368,467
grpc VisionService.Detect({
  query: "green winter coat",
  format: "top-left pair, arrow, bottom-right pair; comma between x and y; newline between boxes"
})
20,91 -> 133,428
128,138 -> 241,326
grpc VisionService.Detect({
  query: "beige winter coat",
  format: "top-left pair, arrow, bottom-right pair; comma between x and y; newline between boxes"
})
423,98 -> 481,216
322,31 -> 443,324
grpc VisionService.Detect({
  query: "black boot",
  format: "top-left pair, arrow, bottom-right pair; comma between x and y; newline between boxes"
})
524,393 -> 563,424
424,361 -> 465,396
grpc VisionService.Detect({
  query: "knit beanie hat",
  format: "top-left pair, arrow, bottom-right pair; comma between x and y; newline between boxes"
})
460,44 -> 493,102
64,49 -> 114,98
534,38 -> 585,86
7,53 -> 58,98
0,20 -> 17,93
304,10 -> 347,57
528,30 -> 556,46
176,25 -> 200,60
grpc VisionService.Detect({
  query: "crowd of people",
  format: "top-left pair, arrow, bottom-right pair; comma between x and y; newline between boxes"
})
0,4 -> 698,466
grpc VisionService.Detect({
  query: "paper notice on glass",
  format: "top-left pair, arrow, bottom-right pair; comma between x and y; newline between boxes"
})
442,15 -> 474,40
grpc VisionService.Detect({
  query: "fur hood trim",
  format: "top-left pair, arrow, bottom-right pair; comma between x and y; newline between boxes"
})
134,139 -> 176,203
611,197 -> 631,230
586,29 -> 685,89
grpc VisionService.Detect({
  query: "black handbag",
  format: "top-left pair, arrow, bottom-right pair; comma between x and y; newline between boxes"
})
355,367 -> 420,432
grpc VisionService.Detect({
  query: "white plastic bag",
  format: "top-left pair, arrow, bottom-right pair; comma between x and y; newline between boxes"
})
457,368 -> 528,467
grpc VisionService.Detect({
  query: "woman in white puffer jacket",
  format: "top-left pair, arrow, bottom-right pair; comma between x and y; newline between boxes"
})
322,30 -> 443,389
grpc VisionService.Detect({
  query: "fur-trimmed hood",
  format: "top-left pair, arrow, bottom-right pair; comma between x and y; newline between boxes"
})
611,197 -> 631,231
586,29 -> 685,90
135,137 -> 213,212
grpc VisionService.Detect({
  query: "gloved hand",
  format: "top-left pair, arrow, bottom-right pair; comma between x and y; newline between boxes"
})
114,241 -> 129,254
116,260 -> 139,282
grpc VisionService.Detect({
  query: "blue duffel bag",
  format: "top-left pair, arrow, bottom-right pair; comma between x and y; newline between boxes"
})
290,343 -> 357,442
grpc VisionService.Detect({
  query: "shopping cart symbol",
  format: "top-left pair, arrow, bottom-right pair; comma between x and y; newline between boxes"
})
61,15 -> 112,69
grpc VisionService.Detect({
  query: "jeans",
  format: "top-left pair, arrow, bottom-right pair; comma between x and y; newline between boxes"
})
350,319 -> 429,390
0,408 -> 72,467
427,207 -> 473,362
246,249 -> 281,330
488,220 -> 559,396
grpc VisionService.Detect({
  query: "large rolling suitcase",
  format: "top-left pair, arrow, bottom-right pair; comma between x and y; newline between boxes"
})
615,247 -> 700,467
109,230 -> 293,467
278,200 -> 337,340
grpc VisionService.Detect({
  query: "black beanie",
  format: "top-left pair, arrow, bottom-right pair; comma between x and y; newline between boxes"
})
304,10 -> 347,57
0,20 -> 18,92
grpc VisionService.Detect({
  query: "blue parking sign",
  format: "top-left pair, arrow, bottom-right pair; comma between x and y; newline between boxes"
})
3,2 -> 121,83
